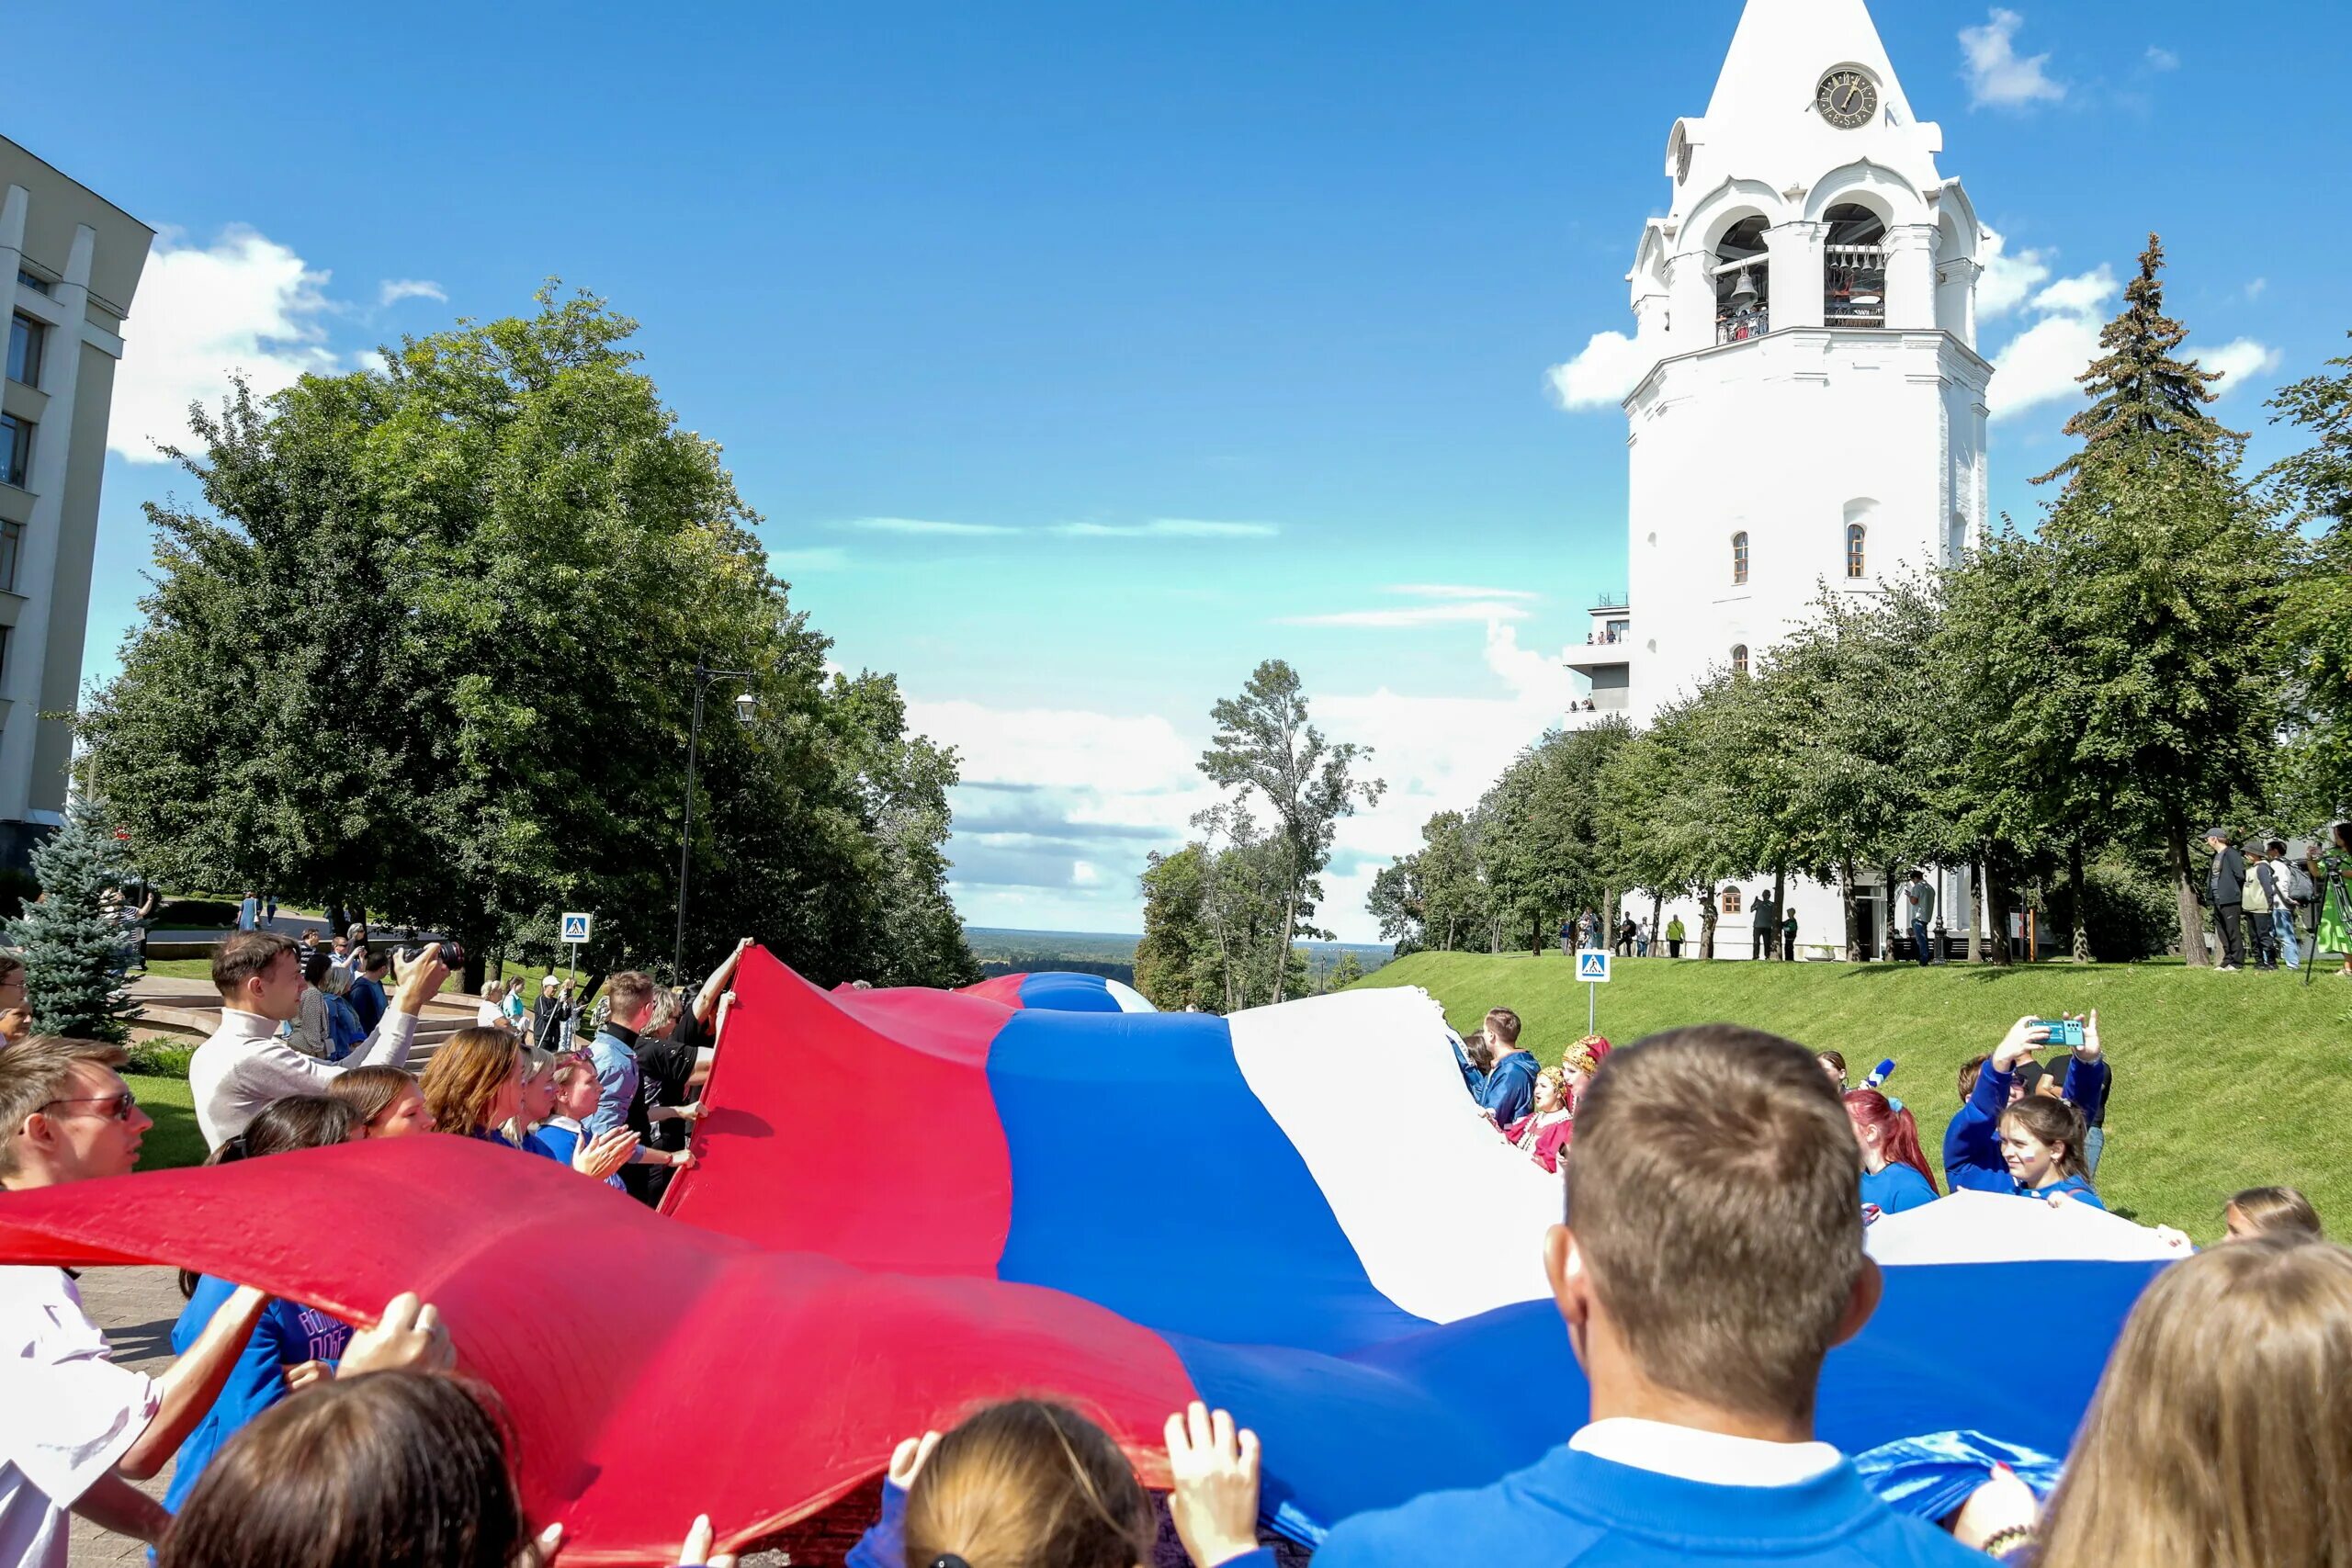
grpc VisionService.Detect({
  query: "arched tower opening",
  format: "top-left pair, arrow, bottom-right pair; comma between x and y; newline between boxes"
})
1822,203 -> 1888,329
1713,216 -> 1771,344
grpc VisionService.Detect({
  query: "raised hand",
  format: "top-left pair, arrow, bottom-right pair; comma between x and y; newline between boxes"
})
1165,1402 -> 1262,1568
575,1127 -> 639,1181
1992,1017 -> 2049,1073
340,1292 -> 453,1377
888,1430 -> 944,1491
2075,1009 -> 2102,1063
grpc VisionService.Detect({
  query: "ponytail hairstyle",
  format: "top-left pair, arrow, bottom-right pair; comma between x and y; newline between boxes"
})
2226,1186 -> 2324,1241
901,1399 -> 1155,1568
1843,1089 -> 1939,1194
180,1095 -> 355,1297
2000,1094 -> 2089,1183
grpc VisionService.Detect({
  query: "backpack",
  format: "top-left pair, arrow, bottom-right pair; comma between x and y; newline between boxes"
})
2289,861 -> 2318,904
2242,863 -> 2272,915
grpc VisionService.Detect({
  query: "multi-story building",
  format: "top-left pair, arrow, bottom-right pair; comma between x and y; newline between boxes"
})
1566,0 -> 1991,956
0,137 -> 153,867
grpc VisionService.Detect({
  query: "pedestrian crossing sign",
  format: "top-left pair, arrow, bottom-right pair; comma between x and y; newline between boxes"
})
560,911 -> 594,945
1577,949 -> 1611,984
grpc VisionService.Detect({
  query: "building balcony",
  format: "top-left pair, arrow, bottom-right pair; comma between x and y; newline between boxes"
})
1564,640 -> 1633,675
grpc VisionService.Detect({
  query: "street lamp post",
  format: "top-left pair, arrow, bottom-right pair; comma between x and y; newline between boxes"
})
673,662 -> 757,983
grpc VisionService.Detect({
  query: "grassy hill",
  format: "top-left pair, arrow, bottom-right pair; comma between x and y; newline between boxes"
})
1356,952 -> 2352,1240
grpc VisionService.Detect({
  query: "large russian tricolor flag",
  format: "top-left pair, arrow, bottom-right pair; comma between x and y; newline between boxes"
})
0,947 -> 2173,1563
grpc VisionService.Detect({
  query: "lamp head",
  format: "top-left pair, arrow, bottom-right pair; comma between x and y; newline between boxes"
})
732,691 -> 757,726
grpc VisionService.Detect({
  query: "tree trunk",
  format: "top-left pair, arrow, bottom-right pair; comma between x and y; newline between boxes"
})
1962,861 -> 1982,963
1699,885 -> 1719,961
1529,912 -> 1544,959
1771,866 -> 1787,962
1839,858 -> 1861,963
1649,892 -> 1663,951
1984,851 -> 2013,965
1271,894 -> 1296,1005
2068,836 -> 2092,963
2168,820 -> 2210,966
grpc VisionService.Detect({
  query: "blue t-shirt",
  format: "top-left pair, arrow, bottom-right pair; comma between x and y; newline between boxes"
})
526,1118 -> 625,1190
1313,1443 -> 1989,1567
2013,1173 -> 2105,1210
1478,1052 -> 1539,1127
1860,1162 -> 1937,1217
164,1276 -> 353,1514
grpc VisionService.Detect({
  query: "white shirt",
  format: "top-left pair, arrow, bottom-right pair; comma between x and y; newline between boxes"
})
190,1005 -> 417,1150
0,1267 -> 159,1568
1568,1416 -> 1843,1488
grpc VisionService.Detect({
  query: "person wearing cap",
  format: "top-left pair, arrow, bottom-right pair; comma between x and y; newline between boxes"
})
532,975 -> 577,1053
2204,828 -> 2248,972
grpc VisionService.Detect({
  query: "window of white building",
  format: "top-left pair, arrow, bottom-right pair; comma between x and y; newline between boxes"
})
0,413 -> 28,488
1732,531 -> 1749,585
1846,524 -> 1867,580
6,314 -> 41,387
1823,204 -> 1888,329
1731,643 -> 1750,678
0,522 -> 20,592
1713,217 -> 1770,344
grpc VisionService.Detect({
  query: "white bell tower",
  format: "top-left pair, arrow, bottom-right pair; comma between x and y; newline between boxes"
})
1568,0 -> 1994,727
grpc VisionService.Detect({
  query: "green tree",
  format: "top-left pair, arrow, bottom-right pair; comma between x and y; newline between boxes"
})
8,796 -> 142,1040
2025,240 -> 2291,964
1596,695 -> 1746,959
1365,809 -> 1488,953
1198,661 -> 1383,1004
1135,844 -> 1216,1010
2036,234 -> 2243,490
2267,334 -> 2352,819
85,288 -> 974,989
1479,719 -> 1630,955
1327,950 -> 1366,990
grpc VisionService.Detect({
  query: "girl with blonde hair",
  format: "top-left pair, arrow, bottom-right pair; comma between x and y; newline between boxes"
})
2032,1237 -> 2352,1568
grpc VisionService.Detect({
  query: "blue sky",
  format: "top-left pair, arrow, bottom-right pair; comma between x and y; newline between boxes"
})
32,1 -> 2346,941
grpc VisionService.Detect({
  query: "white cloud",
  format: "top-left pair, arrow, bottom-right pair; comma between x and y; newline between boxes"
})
2245,277 -> 2268,301
918,617 -> 1587,942
2030,266 -> 2119,317
2145,46 -> 2180,71
1544,326 -> 1664,412
377,278 -> 446,307
352,348 -> 392,376
1976,227 -> 2053,320
1986,260 -> 2279,423
1988,266 -> 2115,423
1278,601 -> 1535,629
109,226 -> 341,461
837,516 -> 1019,537
2203,338 -> 2283,397
1387,584 -> 1541,602
1055,519 -> 1278,538
1960,9 -> 2065,109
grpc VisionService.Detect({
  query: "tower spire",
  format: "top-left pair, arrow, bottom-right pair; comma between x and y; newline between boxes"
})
1704,0 -> 1912,130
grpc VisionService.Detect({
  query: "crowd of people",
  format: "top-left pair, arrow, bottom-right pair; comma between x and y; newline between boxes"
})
5,942 -> 2350,1567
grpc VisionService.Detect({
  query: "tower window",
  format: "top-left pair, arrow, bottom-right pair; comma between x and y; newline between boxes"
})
1731,644 -> 1750,678
1721,887 -> 1743,915
1713,217 -> 1770,344
1731,531 -> 1749,586
1846,524 -> 1867,580
1823,204 -> 1888,329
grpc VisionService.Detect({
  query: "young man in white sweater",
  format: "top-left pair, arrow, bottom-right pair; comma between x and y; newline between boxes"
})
190,932 -> 449,1150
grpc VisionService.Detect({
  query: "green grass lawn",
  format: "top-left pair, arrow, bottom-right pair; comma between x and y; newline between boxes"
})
126,1071 -> 208,1171
141,954 -> 575,997
1356,952 -> 2352,1241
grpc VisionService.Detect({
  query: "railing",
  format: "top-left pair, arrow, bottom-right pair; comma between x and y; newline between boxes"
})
1826,244 -> 1887,328
1589,592 -> 1629,611
1716,309 -> 1769,344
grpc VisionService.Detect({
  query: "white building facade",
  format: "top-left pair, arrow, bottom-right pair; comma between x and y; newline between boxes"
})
1567,0 -> 1991,957
0,139 -> 152,868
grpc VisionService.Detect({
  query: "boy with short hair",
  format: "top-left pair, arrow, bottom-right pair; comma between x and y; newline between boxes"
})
1316,1025 -> 1988,1567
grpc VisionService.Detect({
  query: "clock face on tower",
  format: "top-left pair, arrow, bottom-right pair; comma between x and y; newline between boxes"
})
1816,69 -> 1878,130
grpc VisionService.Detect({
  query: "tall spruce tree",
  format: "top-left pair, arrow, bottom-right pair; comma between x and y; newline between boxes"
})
2036,234 -> 2245,489
7,796 -> 143,1041
2027,236 -> 2290,963
2266,333 -> 2352,819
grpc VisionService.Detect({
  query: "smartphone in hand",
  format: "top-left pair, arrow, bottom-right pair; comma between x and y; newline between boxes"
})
2030,1018 -> 2086,1049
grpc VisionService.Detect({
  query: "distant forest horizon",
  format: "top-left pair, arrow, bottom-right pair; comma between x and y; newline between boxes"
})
965,925 -> 1395,988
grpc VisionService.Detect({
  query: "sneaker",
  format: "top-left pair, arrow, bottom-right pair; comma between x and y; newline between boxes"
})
2217,964 -> 2242,972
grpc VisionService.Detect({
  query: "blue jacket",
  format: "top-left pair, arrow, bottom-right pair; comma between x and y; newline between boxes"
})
2013,1173 -> 2105,1210
2062,1055 -> 2111,1129
1313,1443 -> 1988,1567
1942,1060 -> 2013,1194
584,1027 -> 642,1142
1478,1051 -> 1540,1127
1860,1162 -> 1938,1217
